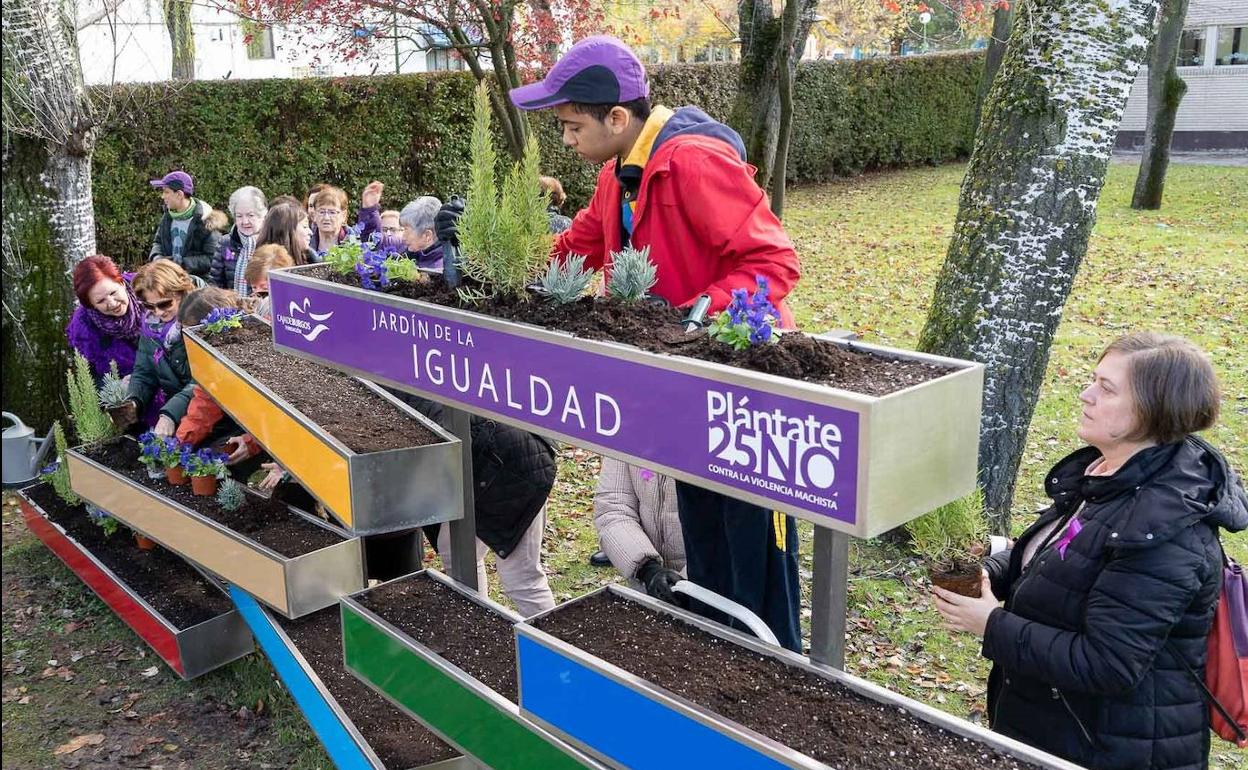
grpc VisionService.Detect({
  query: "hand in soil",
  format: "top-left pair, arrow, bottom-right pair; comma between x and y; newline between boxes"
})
257,462 -> 285,491
931,572 -> 997,637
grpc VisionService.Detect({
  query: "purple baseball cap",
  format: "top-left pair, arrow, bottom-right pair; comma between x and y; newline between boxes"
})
149,170 -> 194,194
510,36 -> 648,111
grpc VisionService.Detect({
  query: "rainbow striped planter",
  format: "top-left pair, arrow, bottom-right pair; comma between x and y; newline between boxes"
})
516,586 -> 1084,770
230,586 -> 477,770
67,443 -> 364,618
18,486 -> 252,679
185,319 -> 463,535
340,570 -> 606,770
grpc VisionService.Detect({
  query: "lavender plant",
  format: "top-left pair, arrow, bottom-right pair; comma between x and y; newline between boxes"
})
215,478 -> 246,511
98,361 -> 128,409
200,307 -> 244,335
538,254 -> 595,305
606,245 -> 657,302
459,81 -> 552,302
182,448 -> 228,479
707,276 -> 779,350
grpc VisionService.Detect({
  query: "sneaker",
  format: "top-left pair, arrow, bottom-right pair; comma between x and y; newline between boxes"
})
589,550 -> 611,568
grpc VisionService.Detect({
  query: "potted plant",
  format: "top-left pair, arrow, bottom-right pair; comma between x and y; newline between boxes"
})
905,488 -> 988,597
140,433 -> 188,485
182,447 -> 227,496
136,431 -> 168,479
97,361 -> 132,427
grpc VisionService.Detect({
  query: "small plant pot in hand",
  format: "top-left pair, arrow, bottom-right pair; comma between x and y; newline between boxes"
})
928,563 -> 983,598
166,465 -> 188,485
190,475 -> 219,497
134,533 -> 157,551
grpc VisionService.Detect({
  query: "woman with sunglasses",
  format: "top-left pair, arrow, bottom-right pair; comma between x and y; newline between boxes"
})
66,255 -> 146,385
110,260 -> 200,438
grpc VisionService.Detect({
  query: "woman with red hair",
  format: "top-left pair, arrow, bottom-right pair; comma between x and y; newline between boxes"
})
65,256 -> 145,383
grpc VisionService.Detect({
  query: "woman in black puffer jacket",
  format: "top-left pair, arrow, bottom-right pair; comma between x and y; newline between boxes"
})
935,332 -> 1247,770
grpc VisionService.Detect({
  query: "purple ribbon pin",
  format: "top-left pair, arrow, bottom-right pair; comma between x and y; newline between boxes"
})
1055,518 -> 1083,560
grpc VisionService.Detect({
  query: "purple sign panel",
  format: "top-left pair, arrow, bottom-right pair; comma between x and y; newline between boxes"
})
271,281 -> 860,525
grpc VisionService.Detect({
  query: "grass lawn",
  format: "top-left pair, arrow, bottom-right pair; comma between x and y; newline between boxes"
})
4,161 -> 1245,769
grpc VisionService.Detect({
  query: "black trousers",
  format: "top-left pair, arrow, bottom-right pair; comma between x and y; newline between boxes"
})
674,481 -> 801,652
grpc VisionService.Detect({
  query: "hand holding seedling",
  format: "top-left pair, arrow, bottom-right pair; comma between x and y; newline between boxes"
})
931,571 -> 998,637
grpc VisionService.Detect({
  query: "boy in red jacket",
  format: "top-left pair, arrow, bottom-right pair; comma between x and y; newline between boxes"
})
502,35 -> 802,650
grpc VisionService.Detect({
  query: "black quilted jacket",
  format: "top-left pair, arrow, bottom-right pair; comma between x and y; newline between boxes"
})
982,436 -> 1248,770
401,395 -> 557,557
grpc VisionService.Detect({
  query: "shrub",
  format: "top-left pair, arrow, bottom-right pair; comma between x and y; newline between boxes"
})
67,352 -> 115,444
216,478 -> 246,511
606,246 -> 657,302
905,487 -> 988,569
98,361 -> 128,409
43,421 -> 79,506
539,254 -> 595,304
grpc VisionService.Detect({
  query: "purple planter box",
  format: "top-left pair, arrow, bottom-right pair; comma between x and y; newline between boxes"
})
269,266 -> 983,537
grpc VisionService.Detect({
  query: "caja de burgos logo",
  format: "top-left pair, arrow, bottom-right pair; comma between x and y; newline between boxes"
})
276,297 -> 334,342
706,389 -> 843,491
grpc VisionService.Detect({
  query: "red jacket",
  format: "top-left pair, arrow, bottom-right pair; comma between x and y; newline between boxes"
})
554,131 -> 800,326
176,385 -> 260,455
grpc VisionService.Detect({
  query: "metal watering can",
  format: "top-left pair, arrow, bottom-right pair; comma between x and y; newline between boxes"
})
2,413 -> 56,487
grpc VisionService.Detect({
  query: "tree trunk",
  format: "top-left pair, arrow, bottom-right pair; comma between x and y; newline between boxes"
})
730,0 -> 817,189
1132,0 -> 1190,209
2,0 -> 99,430
973,6 -> 1013,138
918,0 -> 1160,533
769,0 -> 802,218
164,0 -> 195,80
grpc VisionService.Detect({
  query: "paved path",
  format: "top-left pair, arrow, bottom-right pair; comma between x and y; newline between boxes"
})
1112,149 -> 1248,167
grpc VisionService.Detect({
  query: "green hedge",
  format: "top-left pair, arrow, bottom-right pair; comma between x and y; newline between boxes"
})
92,53 -> 981,262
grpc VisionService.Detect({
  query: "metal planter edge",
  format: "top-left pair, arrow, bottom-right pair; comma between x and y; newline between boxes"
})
269,265 -> 984,537
16,485 -> 253,679
184,320 -> 464,535
515,585 -> 1084,770
66,443 -> 364,619
339,569 -> 606,770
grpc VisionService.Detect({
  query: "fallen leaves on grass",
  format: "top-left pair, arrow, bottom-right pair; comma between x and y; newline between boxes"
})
52,733 -> 105,756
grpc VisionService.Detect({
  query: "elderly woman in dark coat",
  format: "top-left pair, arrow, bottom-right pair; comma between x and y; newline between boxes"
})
935,332 -> 1247,770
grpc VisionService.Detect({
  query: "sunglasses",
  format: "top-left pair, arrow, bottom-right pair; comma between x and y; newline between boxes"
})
141,298 -> 175,311
253,290 -> 270,299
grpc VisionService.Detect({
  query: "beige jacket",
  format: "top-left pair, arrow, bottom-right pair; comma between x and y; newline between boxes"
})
592,457 -> 686,579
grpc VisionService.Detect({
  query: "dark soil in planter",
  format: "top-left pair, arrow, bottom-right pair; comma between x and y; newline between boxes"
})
207,319 -> 442,453
81,438 -> 344,557
279,606 -> 458,768
312,265 -> 955,397
357,572 -> 519,702
535,592 -> 1041,770
930,563 -> 984,598
24,483 -> 232,628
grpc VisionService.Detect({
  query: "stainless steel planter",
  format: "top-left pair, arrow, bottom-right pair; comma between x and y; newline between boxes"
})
340,570 -> 607,770
67,444 -> 364,618
17,485 -> 253,679
269,265 -> 983,537
516,586 -> 1084,770
184,319 -> 463,535
230,586 -> 479,770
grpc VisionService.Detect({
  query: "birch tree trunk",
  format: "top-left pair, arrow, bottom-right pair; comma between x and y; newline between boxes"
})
1131,0 -> 1189,209
918,0 -> 1160,531
2,0 -> 100,429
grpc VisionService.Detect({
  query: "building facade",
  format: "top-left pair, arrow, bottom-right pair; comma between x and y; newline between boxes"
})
1118,0 -> 1248,150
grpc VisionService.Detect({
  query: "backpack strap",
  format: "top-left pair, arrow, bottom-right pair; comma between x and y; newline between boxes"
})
1167,640 -> 1248,743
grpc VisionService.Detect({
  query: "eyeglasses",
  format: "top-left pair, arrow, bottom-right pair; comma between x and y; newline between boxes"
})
381,226 -> 402,235
141,298 -> 175,312
316,208 -> 342,218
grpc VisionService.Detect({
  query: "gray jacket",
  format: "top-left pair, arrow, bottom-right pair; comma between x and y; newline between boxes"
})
593,457 -> 686,579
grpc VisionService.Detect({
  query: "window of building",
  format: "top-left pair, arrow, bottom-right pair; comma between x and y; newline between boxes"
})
1215,25 -> 1246,65
1177,28 -> 1205,66
426,48 -> 465,71
245,26 -> 275,60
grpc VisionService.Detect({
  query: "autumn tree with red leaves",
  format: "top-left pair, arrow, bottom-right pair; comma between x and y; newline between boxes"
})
227,0 -> 605,160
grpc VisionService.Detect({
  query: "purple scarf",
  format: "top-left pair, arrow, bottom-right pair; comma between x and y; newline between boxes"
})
82,279 -> 143,343
143,315 -> 181,365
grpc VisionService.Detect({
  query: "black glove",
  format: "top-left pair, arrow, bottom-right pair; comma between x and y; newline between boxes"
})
635,558 -> 682,604
435,196 -> 466,247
